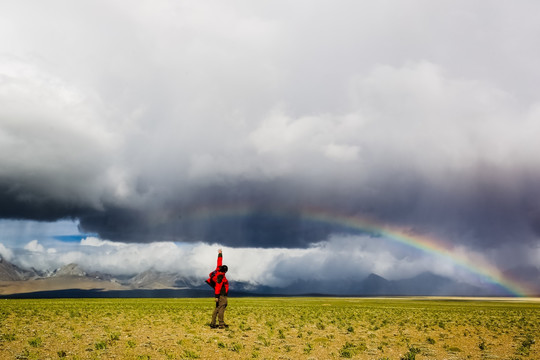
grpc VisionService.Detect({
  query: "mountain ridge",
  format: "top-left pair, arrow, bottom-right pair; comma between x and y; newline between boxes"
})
0,257 -> 526,297
0,255 -> 39,281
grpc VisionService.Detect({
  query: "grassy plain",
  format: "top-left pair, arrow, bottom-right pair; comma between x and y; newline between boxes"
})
0,297 -> 538,359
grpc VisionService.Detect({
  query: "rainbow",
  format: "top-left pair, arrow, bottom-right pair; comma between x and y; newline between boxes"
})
181,204 -> 534,297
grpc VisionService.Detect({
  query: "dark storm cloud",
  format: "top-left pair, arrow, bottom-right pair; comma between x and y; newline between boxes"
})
76,180 -> 352,248
1,0 -> 540,261
71,165 -> 540,250
359,164 -> 540,248
78,206 -> 329,248
0,184 -> 85,221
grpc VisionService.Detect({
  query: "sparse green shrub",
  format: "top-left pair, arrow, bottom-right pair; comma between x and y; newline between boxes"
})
18,349 -> 31,359
182,349 -> 200,359
522,334 -> 535,348
1,333 -> 16,341
94,340 -> 107,350
265,320 -> 275,330
517,334 -> 535,356
239,322 -> 251,331
28,337 -> 42,347
257,334 -> 270,346
229,342 -> 243,352
400,346 -> 421,360
340,344 -> 354,358
339,341 -> 365,358
478,339 -> 487,350
438,321 -> 446,329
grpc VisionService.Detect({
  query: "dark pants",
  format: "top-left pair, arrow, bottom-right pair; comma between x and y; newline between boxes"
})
211,296 -> 228,325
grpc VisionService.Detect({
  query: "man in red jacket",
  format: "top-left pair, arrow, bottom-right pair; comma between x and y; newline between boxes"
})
209,248 -> 229,328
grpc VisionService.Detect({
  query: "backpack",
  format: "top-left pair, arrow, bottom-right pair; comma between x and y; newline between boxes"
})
205,269 -> 218,288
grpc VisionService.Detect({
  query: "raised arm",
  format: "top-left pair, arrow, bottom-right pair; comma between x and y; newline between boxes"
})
217,248 -> 223,268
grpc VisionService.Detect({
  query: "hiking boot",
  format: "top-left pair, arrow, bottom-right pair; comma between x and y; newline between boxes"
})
219,324 -> 229,329
209,324 -> 218,329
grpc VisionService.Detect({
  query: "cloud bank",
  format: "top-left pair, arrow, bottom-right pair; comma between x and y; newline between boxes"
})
8,236 -> 530,292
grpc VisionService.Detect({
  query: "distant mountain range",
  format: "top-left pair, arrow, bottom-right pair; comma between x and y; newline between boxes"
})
0,255 -> 519,298
241,272 -> 492,297
0,256 -> 40,281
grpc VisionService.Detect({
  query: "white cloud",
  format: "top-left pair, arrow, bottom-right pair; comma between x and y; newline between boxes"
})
9,234 -> 523,289
2,1 -> 540,206
324,143 -> 359,162
349,61 -> 536,172
0,242 -> 14,261
0,56 -> 120,209
80,237 -> 125,247
2,228 -> 537,295
24,239 -> 45,253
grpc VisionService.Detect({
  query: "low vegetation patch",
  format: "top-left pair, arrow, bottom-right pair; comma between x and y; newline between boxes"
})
0,297 -> 537,359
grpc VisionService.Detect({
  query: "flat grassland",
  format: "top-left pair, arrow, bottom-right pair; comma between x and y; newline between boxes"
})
0,297 -> 538,359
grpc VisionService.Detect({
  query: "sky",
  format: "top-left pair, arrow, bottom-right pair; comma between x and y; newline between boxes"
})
0,1 -> 539,295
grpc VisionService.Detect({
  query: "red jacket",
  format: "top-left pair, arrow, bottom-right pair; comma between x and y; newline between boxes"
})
212,253 -> 228,297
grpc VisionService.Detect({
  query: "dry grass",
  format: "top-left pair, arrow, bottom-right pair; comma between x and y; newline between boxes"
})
0,297 -> 538,359
0,278 -> 128,295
